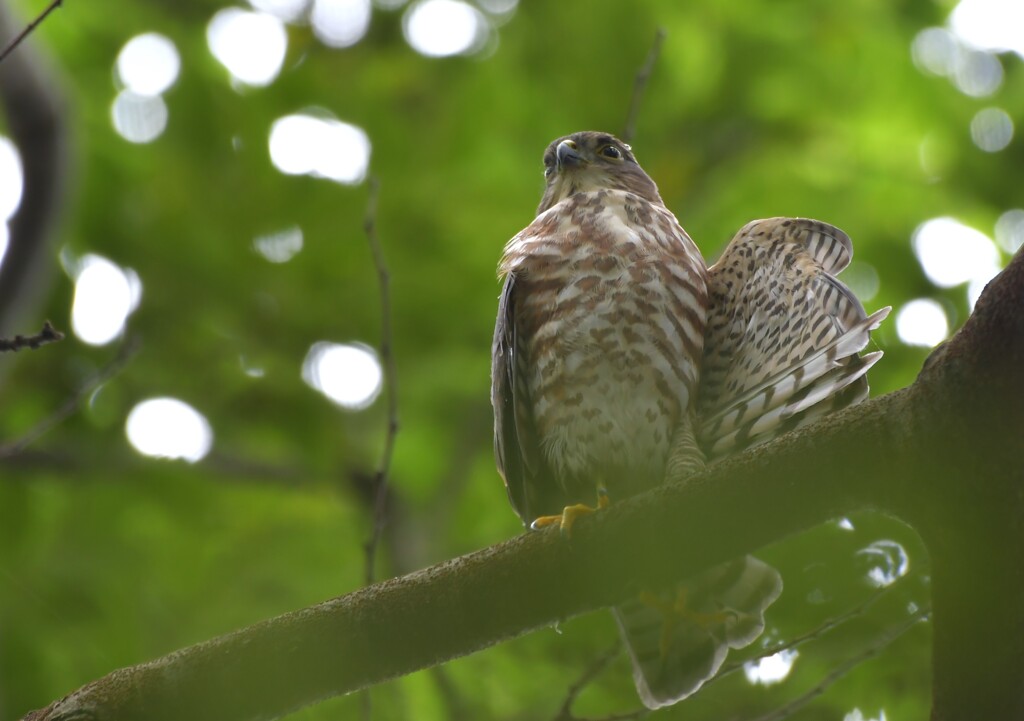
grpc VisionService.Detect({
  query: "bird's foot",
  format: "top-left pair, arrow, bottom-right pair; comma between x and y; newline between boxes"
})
530,488 -> 610,536
639,588 -> 737,659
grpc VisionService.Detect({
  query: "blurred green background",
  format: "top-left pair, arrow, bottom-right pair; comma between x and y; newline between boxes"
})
0,0 -> 1021,719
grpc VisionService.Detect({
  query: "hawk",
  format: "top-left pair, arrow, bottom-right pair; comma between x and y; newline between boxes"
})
491,131 -> 889,708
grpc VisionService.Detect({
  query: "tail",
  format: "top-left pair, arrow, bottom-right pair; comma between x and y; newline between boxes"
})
617,219 -> 883,708
614,556 -> 782,709
699,218 -> 889,459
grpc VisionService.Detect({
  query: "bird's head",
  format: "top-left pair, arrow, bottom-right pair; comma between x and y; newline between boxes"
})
536,131 -> 663,215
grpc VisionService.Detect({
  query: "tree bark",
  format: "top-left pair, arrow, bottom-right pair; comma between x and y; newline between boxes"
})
22,251 -> 1024,721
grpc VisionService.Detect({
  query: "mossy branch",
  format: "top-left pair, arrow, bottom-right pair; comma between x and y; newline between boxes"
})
22,251 -> 1024,721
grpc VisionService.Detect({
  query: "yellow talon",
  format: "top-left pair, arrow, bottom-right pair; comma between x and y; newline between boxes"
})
530,488 -> 610,536
639,587 -> 737,659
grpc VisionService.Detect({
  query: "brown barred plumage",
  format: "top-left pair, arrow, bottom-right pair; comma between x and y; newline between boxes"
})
700,218 -> 890,459
491,131 -> 887,709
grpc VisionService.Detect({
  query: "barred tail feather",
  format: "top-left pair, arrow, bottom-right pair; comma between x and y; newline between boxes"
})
614,556 -> 783,709
703,307 -> 888,437
704,310 -> 889,458
700,217 -> 890,460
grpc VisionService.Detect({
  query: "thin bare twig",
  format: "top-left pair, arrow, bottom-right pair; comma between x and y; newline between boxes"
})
750,607 -> 931,721
0,336 -> 139,458
576,711 -> 648,721
714,579 -> 900,684
554,640 -> 623,721
362,176 -> 399,585
553,640 -> 648,721
0,0 -> 63,64
621,28 -> 667,145
358,177 -> 398,721
0,320 -> 63,352
553,584 -> 897,720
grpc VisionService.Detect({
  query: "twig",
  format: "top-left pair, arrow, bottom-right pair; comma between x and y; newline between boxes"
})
359,177 -> 398,721
362,176 -> 399,585
576,712 -> 648,721
749,607 -> 931,721
714,580 -> 899,684
0,0 -> 63,64
621,28 -> 666,145
554,585 -> 898,720
0,320 -> 64,351
553,640 -> 648,721
0,336 -> 139,458
554,640 -> 623,721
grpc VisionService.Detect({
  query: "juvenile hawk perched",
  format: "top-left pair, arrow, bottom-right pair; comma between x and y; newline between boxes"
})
491,131 -> 888,708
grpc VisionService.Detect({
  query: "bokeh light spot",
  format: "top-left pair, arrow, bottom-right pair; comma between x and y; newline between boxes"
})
911,26 -> 1003,96
858,539 -> 910,588
911,27 -> 959,76
111,90 -> 168,144
912,217 -> 1000,288
116,33 -> 181,96
403,0 -> 486,57
896,299 -> 948,348
269,114 -> 370,184
249,0 -> 308,22
0,136 -> 22,224
477,0 -> 518,17
952,48 -> 1002,97
950,0 -> 1024,57
126,397 -> 213,462
744,649 -> 798,686
207,8 -> 287,87
970,107 -> 1013,152
71,254 -> 142,346
302,342 -> 382,409
312,0 -> 372,47
254,226 -> 304,263
995,209 -> 1024,254
844,710 -> 888,721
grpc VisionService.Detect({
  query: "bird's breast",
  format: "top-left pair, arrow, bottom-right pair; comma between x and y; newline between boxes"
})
509,192 -> 708,494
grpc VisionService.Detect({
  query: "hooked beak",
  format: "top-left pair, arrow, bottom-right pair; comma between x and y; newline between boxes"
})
556,140 -> 584,171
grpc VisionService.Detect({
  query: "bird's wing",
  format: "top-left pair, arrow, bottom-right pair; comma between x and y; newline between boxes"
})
491,271 -> 552,526
699,218 -> 889,459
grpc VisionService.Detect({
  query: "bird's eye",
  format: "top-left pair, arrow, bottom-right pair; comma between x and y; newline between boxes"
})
601,145 -> 622,159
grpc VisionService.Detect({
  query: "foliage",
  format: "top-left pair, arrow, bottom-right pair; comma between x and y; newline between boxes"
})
1,0 -> 1021,719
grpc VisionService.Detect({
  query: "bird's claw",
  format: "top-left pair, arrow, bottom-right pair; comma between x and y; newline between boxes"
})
639,588 -> 737,659
530,488 -> 610,536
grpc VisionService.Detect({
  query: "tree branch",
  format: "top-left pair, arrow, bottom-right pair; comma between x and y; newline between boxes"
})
621,28 -> 666,145
21,251 -> 1024,721
553,640 -> 639,721
361,175 -> 399,587
0,0 -> 64,64
0,337 -> 137,458
0,319 -> 63,351
750,607 -> 930,721
0,0 -> 69,336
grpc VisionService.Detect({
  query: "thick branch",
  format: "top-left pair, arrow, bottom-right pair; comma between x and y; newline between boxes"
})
22,251 -> 1024,721
0,1 -> 68,336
